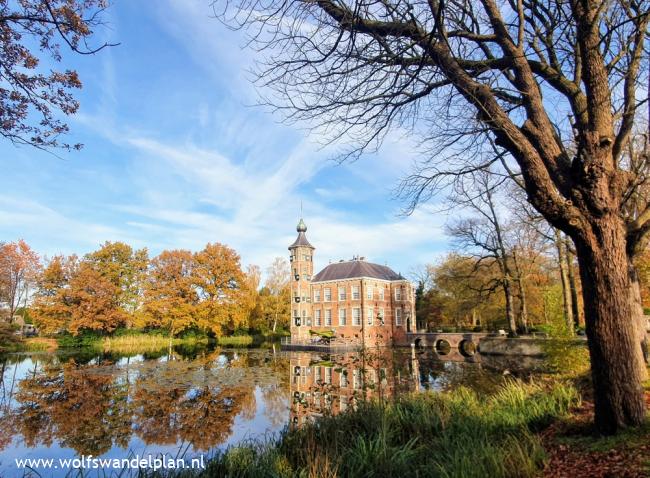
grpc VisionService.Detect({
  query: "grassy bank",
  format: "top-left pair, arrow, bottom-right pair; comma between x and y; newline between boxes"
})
154,380 -> 579,478
101,334 -> 208,354
1,329 -> 288,354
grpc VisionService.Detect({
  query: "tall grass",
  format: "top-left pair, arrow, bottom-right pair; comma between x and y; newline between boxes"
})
152,380 -> 579,478
102,334 -> 175,353
217,335 -> 254,347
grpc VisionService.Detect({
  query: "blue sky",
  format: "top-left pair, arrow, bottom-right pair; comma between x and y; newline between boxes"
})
0,0 -> 452,278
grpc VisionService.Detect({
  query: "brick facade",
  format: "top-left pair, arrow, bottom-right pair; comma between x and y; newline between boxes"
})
288,220 -> 416,347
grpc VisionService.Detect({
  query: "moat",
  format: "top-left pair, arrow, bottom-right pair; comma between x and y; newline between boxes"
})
0,345 -> 534,477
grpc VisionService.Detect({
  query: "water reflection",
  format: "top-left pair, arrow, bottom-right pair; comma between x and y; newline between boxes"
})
0,347 -> 505,477
288,348 -> 502,428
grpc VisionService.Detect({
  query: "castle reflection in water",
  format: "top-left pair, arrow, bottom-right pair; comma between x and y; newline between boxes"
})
0,346 -> 507,478
288,348 -> 496,429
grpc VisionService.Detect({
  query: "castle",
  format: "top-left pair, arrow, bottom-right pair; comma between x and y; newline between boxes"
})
288,218 -> 416,347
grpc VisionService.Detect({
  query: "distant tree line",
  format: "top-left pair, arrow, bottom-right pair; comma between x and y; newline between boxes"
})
414,176 -> 650,338
0,241 -> 291,338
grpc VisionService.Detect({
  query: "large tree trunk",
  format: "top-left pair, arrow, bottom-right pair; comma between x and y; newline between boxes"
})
574,218 -> 646,434
556,230 -> 575,335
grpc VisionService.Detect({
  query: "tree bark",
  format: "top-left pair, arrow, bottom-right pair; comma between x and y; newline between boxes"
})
565,240 -> 582,327
502,276 -> 518,337
512,248 -> 529,334
574,218 -> 647,434
628,262 -> 649,377
556,230 -> 575,335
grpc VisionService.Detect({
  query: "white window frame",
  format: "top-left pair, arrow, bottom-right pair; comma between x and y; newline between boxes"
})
324,287 -> 331,302
338,308 -> 347,326
315,309 -> 321,326
395,287 -> 402,301
353,369 -> 362,389
352,285 -> 360,300
367,307 -> 374,326
379,308 -> 385,325
338,286 -> 346,301
367,286 -> 373,300
395,308 -> 402,326
325,309 -> 332,326
352,307 -> 361,326
314,289 -> 321,302
379,288 -> 384,300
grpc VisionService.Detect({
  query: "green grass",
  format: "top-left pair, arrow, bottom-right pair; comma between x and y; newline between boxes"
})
217,335 -> 254,347
150,380 -> 579,478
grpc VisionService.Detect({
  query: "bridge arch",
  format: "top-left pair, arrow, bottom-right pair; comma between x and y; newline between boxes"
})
458,339 -> 477,357
434,339 -> 451,355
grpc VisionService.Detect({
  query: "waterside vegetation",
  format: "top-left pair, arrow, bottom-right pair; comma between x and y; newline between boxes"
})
151,380 -> 640,478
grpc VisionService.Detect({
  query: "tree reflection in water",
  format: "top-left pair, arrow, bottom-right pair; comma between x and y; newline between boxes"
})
0,346 -> 504,466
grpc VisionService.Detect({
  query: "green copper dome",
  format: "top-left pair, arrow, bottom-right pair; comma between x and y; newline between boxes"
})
297,218 -> 307,232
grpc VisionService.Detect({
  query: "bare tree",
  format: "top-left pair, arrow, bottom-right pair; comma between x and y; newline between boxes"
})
265,257 -> 290,332
447,171 -> 519,335
217,0 -> 650,433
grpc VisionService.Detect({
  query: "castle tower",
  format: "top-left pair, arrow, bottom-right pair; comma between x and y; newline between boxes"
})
288,218 -> 314,340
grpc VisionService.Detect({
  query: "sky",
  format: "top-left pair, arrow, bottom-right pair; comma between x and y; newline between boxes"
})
0,0 -> 453,279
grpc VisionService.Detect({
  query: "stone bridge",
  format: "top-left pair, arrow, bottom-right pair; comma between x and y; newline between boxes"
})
405,332 -> 489,357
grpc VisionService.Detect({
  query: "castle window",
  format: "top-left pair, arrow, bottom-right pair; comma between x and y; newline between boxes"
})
395,287 -> 402,301
324,288 -> 331,302
338,308 -> 347,326
340,396 -> 348,412
314,289 -> 321,302
353,370 -> 362,389
367,307 -> 374,326
352,285 -> 360,300
340,370 -> 348,388
352,308 -> 361,326
315,309 -> 321,326
325,367 -> 332,384
395,308 -> 402,326
338,286 -> 346,301
325,309 -> 332,326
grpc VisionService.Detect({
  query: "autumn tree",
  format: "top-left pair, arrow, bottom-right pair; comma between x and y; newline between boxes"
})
32,243 -> 143,335
66,262 -> 126,335
193,243 -> 252,337
85,242 -> 149,319
32,254 -> 77,334
0,240 -> 40,323
432,253 -> 505,329
140,249 -> 198,338
219,0 -> 650,433
0,0 -> 114,150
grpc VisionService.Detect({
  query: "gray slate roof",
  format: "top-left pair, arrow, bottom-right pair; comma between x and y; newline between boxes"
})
312,260 -> 404,282
288,232 -> 314,249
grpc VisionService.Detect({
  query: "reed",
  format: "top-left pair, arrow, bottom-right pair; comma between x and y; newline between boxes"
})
217,335 -> 254,347
149,380 -> 579,478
